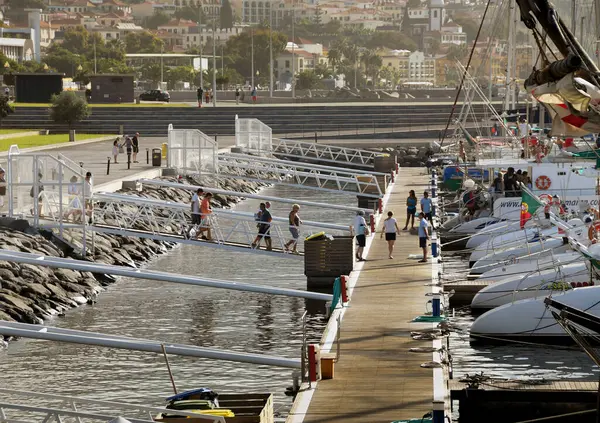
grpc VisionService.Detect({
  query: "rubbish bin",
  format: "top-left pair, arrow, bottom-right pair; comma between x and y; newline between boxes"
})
161,142 -> 168,159
152,148 -> 162,167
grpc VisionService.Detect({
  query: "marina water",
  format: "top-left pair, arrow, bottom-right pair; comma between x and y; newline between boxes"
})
0,185 -> 356,416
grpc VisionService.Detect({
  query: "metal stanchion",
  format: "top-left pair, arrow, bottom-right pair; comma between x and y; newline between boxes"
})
127,154 -> 131,170
146,148 -> 149,165
106,158 -> 110,175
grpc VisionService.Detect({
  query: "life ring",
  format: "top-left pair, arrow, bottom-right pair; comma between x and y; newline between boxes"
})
539,194 -> 552,204
588,221 -> 600,240
535,175 -> 552,190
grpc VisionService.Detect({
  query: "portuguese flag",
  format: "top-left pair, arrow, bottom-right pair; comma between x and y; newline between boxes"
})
520,187 -> 543,229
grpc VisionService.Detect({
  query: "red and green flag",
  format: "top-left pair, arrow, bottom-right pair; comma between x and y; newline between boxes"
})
458,122 -> 477,147
520,187 -> 543,228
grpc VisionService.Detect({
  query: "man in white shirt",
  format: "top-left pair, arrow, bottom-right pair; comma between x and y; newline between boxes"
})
191,188 -> 203,225
518,119 -> 531,138
84,172 -> 93,223
420,191 -> 434,229
351,210 -> 368,261
417,212 -> 429,263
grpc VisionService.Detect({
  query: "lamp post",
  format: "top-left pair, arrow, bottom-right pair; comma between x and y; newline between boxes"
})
198,8 -> 203,88
251,27 -> 254,90
212,20 -> 217,107
291,0 -> 295,98
269,1 -> 273,98
160,42 -> 164,89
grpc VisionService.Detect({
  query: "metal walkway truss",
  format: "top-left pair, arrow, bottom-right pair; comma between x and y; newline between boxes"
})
218,153 -> 384,198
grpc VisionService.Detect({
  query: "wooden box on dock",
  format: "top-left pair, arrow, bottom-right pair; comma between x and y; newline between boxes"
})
304,235 -> 354,278
154,393 -> 273,423
373,155 -> 397,174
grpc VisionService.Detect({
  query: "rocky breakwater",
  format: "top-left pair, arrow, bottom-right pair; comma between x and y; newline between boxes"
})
394,145 -> 432,167
0,174 -> 273,332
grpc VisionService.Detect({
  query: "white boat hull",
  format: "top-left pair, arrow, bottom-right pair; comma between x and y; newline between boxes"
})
476,251 -> 581,282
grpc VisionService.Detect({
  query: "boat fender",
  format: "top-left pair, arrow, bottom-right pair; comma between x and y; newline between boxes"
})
588,221 -> 600,241
305,231 -> 326,241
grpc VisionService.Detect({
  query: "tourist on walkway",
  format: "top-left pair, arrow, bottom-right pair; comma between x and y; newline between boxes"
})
122,136 -> 133,165
418,212 -> 429,263
132,132 -> 140,163
112,138 -> 120,164
65,175 -> 82,222
235,87 -> 240,105
251,87 -> 257,104
84,172 -> 93,223
29,172 -> 44,217
191,188 -> 203,228
205,90 -> 210,104
381,211 -> 400,259
284,204 -> 302,254
199,192 -> 213,240
421,191 -> 434,229
0,168 -> 6,210
197,87 -> 203,107
252,202 -> 272,250
381,211 -> 400,258
403,190 -> 417,230
352,210 -> 368,261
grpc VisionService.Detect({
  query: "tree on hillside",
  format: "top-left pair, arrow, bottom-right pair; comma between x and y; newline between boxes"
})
125,31 -> 164,54
361,50 -> 382,87
174,6 -> 204,22
366,32 -> 417,51
220,0 -> 233,29
446,44 -> 468,61
225,29 -> 287,80
143,11 -> 171,29
0,95 -> 14,128
44,47 -> 81,76
407,0 -> 421,7
6,0 -> 45,9
49,92 -> 90,132
296,70 -> 322,90
451,17 -> 479,42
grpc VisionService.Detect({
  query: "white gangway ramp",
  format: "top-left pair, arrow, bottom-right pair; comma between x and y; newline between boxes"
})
62,192 -> 349,258
235,117 -> 382,168
218,152 -> 385,198
235,116 -> 272,156
167,127 -> 218,177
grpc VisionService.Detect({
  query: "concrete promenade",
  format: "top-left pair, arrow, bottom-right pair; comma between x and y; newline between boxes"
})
297,168 -> 436,423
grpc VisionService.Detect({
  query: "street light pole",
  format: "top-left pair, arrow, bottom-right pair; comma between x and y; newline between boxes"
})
160,42 -> 163,89
93,38 -> 97,74
212,20 -> 217,107
291,0 -> 295,98
251,28 -> 254,90
269,2 -> 273,97
199,8 -> 203,88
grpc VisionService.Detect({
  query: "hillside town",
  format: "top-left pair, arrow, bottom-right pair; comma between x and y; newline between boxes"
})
0,0 -> 533,91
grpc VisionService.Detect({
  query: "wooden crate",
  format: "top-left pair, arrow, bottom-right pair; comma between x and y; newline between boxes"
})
304,236 -> 354,277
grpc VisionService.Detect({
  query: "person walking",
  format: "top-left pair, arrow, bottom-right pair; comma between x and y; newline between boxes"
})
198,192 -> 213,240
112,138 -> 120,164
417,212 -> 429,263
251,86 -> 257,104
84,171 -> 93,223
205,90 -> 210,104
235,87 -> 240,105
380,211 -> 400,259
403,190 -> 417,230
0,168 -> 7,212
122,136 -> 133,165
197,87 -> 203,107
190,188 -> 203,237
252,202 -> 272,250
284,204 -> 302,254
352,210 -> 369,261
132,132 -> 140,163
421,191 -> 434,229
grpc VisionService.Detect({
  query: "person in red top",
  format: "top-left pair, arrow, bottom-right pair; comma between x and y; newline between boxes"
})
199,192 -> 213,240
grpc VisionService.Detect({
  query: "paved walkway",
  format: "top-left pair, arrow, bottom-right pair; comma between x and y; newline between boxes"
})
299,168 -> 435,423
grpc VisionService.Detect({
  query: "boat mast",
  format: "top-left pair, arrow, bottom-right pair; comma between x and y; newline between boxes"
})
595,0 -> 600,65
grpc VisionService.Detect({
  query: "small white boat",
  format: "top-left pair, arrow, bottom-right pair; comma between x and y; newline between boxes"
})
471,261 -> 592,310
447,216 -> 505,235
476,251 -> 581,282
470,286 -> 600,342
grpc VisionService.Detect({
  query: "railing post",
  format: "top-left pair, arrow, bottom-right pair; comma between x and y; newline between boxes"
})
146,148 -> 149,165
106,157 -> 110,175
432,400 -> 445,423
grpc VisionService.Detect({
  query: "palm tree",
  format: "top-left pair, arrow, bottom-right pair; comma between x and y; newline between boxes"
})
361,50 -> 382,88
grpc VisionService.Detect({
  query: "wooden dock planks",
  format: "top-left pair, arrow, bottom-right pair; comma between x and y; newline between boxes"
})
297,168 -> 438,423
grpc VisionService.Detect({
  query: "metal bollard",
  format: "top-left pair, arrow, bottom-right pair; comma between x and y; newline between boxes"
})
127,154 -> 131,170
214,134 -> 218,143
106,157 -> 110,175
390,171 -> 395,183
340,275 -> 349,303
396,163 -> 399,174
378,198 -> 383,214
314,132 -> 318,144
431,233 -> 438,257
432,293 -> 441,317
146,148 -> 149,165
432,186 -> 437,198
369,214 -> 375,234
432,401 -> 444,423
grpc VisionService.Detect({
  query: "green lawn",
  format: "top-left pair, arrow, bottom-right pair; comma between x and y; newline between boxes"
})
0,129 -> 34,134
13,102 -> 192,108
0,133 -> 110,151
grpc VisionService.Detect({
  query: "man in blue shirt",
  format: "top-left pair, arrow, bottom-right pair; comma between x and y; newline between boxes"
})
420,191 -> 434,229
418,212 -> 429,263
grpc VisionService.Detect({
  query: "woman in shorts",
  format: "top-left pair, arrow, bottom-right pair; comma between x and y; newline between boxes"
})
381,211 -> 400,259
403,190 -> 417,230
284,204 -> 302,254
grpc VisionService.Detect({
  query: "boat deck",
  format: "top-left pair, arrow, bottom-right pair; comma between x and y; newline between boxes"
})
297,168 -> 438,423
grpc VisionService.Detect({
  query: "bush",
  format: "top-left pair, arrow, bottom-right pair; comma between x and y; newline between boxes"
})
49,91 -> 90,129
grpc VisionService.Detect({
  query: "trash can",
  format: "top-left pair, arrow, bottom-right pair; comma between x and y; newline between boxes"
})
152,148 -> 162,167
161,142 -> 168,159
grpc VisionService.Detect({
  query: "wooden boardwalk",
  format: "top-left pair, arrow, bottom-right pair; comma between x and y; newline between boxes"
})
299,168 -> 438,423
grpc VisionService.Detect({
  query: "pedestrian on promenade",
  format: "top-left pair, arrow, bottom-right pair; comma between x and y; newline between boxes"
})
351,210 -> 368,261
252,202 -> 272,250
199,192 -> 213,240
112,138 -> 121,164
0,168 -> 6,210
380,211 -> 400,259
30,172 -> 44,217
418,212 -> 429,263
84,172 -> 93,223
132,132 -> 140,163
284,204 -> 302,254
205,90 -> 210,104
421,191 -> 434,229
122,136 -> 133,165
235,87 -> 240,105
197,87 -> 203,107
251,87 -> 257,104
191,187 -> 203,226
403,190 -> 417,230
65,176 -> 82,222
